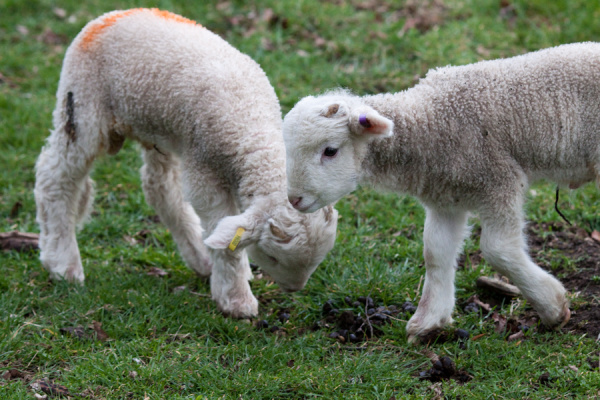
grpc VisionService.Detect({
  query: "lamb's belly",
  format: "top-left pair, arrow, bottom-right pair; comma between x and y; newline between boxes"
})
528,167 -> 595,189
374,175 -> 481,211
113,117 -> 186,156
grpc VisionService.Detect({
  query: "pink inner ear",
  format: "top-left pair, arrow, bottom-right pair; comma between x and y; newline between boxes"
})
359,113 -> 391,135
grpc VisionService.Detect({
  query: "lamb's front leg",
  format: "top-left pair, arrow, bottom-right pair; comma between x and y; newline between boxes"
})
406,208 -> 470,342
209,247 -> 258,318
184,168 -> 258,318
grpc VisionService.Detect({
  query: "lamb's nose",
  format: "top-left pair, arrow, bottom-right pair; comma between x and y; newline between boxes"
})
288,195 -> 303,209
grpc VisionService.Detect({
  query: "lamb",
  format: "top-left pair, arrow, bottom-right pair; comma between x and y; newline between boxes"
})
283,42 -> 600,341
34,8 -> 338,318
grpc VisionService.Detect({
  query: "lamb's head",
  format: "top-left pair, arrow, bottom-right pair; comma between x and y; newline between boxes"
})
204,198 -> 338,292
283,91 -> 394,213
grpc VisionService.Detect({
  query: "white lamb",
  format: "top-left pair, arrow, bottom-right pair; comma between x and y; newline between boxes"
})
34,8 -> 338,318
283,42 -> 600,341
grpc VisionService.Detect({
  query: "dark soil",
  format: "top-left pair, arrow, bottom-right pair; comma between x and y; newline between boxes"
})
527,222 -> 600,272
526,222 -> 600,338
417,354 -> 472,384
318,296 -> 405,343
253,220 -> 599,383
415,221 -> 599,383
308,221 -> 600,343
459,221 -> 600,338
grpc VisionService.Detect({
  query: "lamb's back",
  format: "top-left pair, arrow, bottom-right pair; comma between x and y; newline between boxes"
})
419,42 -> 600,173
60,9 -> 282,157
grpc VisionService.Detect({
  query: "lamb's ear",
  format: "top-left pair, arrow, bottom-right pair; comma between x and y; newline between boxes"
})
350,109 -> 394,138
319,102 -> 348,118
204,212 -> 261,251
268,218 -> 293,243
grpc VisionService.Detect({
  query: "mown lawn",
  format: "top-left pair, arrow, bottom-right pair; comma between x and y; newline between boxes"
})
1,0 -> 600,398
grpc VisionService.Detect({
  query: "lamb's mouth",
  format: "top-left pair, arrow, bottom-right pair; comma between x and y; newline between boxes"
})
294,199 -> 318,213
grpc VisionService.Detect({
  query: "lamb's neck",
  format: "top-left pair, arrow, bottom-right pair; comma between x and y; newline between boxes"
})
236,137 -> 288,210
362,89 -> 434,197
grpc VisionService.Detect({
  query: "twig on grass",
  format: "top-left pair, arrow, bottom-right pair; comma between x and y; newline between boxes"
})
363,289 -> 374,340
189,290 -> 211,298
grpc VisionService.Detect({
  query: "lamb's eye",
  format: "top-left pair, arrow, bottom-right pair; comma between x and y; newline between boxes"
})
323,147 -> 338,157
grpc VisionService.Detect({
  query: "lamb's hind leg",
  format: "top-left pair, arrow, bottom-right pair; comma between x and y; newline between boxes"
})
479,205 -> 570,328
141,147 -> 212,277
406,208 -> 470,342
34,100 -> 99,283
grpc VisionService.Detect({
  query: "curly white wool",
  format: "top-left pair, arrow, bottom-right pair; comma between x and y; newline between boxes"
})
34,8 -> 338,318
283,43 -> 600,340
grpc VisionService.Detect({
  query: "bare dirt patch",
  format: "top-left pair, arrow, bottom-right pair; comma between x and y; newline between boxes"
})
463,221 -> 600,338
251,220 -> 599,384
256,221 -> 600,341
526,222 -> 600,338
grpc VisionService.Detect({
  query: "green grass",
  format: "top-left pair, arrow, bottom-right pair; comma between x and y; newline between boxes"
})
1,0 -> 600,398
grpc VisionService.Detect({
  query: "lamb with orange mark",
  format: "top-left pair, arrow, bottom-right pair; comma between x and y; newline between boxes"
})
34,8 -> 338,318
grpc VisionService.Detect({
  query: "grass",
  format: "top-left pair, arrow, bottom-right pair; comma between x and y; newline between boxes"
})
1,0 -> 600,398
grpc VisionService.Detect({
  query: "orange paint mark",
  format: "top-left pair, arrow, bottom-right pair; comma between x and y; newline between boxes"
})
79,8 -> 200,51
79,9 -> 141,50
149,8 -> 198,26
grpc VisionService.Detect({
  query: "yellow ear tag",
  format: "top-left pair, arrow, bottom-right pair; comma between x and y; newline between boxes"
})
228,227 -> 246,251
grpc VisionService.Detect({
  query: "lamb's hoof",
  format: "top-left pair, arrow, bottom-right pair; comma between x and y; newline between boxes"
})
47,265 -> 85,285
556,305 -> 571,330
65,268 -> 85,284
217,296 -> 259,319
408,328 -> 446,345
406,313 -> 452,344
407,332 -> 424,345
540,303 -> 571,330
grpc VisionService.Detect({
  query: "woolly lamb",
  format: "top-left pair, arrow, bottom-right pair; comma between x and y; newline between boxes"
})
34,8 -> 338,318
283,42 -> 600,341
